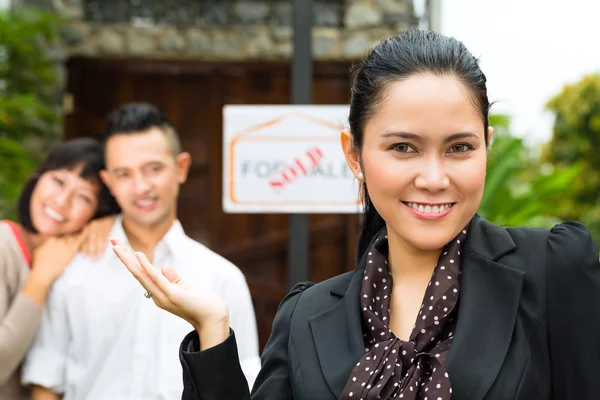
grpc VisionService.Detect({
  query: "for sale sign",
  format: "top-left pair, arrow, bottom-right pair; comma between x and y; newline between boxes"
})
222,105 -> 362,213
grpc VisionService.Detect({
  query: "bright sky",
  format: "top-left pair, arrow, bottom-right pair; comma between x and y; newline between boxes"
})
440,0 -> 600,147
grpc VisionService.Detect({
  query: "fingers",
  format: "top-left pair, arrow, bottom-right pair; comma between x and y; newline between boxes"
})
134,252 -> 173,291
134,252 -> 183,308
110,239 -> 145,278
110,239 -> 160,295
110,238 -> 184,309
161,264 -> 184,285
82,220 -> 112,259
110,238 -> 171,307
110,238 -> 142,276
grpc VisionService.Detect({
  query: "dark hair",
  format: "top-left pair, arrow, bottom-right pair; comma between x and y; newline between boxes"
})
104,102 -> 181,155
18,138 -> 120,233
350,29 -> 491,261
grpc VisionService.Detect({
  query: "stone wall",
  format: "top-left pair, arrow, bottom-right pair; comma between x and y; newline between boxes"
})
16,0 -> 419,60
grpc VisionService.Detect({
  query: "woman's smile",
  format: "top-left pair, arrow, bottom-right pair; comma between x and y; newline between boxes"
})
402,201 -> 455,220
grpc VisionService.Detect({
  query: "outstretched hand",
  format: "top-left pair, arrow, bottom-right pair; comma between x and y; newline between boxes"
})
110,237 -> 231,349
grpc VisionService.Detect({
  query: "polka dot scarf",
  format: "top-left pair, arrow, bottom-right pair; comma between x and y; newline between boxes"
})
340,226 -> 468,400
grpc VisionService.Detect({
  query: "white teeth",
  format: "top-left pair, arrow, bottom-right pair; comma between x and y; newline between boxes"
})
44,206 -> 65,222
407,202 -> 452,214
136,199 -> 156,206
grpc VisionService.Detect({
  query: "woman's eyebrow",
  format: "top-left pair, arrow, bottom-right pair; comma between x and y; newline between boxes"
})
380,132 -> 479,143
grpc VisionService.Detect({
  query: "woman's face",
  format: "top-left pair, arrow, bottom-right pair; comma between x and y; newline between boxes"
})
345,73 -> 491,252
29,166 -> 100,236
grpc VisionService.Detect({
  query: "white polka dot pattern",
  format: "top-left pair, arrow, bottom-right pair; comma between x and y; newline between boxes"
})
340,226 -> 469,400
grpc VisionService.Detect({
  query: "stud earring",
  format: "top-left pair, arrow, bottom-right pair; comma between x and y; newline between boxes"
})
358,172 -> 364,180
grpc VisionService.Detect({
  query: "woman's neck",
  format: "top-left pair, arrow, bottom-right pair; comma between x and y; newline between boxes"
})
18,224 -> 47,253
386,229 -> 443,282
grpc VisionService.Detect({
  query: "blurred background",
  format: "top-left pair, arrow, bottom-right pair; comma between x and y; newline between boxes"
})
1,0 -> 598,350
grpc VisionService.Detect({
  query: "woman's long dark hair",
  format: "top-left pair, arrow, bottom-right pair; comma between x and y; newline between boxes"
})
349,29 -> 491,262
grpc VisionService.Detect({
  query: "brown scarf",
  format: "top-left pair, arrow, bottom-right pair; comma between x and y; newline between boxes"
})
340,226 -> 468,400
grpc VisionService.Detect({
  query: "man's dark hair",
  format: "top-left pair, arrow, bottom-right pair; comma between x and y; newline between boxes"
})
104,102 -> 182,155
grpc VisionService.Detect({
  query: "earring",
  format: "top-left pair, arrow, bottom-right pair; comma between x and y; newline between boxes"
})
358,172 -> 364,181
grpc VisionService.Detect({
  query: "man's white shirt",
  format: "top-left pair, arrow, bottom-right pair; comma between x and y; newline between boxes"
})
22,216 -> 261,399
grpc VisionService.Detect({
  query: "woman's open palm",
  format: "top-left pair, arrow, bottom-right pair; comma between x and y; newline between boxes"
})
110,238 -> 230,335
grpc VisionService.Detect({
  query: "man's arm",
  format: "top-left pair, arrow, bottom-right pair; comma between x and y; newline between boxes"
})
31,385 -> 62,400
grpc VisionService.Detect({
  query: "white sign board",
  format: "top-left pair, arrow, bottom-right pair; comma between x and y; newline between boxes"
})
223,105 -> 362,213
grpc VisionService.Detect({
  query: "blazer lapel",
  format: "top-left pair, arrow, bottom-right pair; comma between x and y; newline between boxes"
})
308,266 -> 366,398
445,214 -> 524,400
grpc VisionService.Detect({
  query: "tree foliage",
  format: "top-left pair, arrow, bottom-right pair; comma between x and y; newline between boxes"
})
541,73 -> 600,242
542,73 -> 600,206
478,114 -> 582,229
0,8 -> 64,219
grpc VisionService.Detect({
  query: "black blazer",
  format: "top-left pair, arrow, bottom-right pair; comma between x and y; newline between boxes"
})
179,215 -> 600,399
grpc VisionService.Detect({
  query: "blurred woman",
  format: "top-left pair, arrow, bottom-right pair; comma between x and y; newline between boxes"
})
0,138 -> 120,400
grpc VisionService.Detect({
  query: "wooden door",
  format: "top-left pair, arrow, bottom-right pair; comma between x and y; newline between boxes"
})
64,57 -> 361,350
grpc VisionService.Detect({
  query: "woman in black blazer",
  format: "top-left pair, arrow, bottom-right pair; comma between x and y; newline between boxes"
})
111,29 -> 600,400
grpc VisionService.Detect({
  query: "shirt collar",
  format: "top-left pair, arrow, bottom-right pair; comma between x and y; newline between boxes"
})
161,219 -> 187,255
109,214 -> 187,257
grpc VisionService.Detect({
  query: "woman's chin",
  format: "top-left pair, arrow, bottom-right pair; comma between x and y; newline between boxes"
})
395,226 -> 461,253
31,220 -> 60,236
